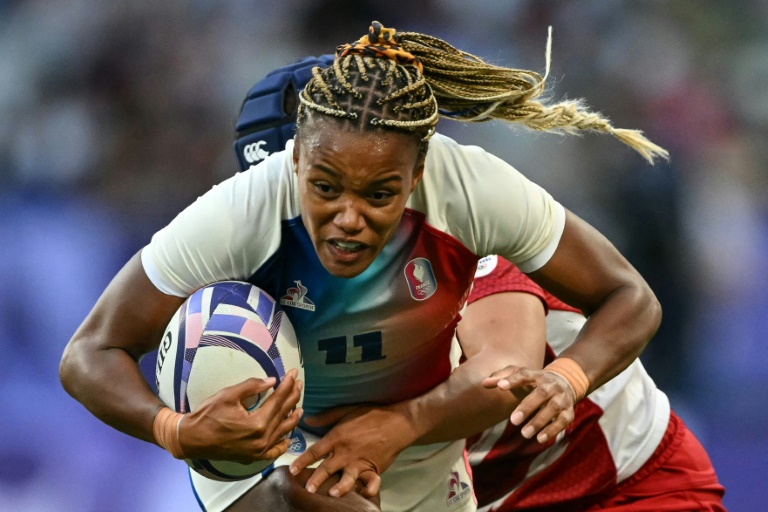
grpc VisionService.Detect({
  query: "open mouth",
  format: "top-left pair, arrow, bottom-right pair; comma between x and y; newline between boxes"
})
329,240 -> 366,253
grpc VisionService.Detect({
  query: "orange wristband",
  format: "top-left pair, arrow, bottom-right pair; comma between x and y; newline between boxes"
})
153,406 -> 186,459
543,357 -> 590,400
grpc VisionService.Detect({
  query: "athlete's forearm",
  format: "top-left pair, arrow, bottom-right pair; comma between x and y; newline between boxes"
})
395,350 -> 524,445
552,280 -> 659,392
60,252 -> 184,444
529,210 -> 661,393
60,341 -> 161,443
395,291 -> 547,445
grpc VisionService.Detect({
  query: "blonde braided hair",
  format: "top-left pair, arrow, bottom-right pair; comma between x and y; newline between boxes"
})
298,23 -> 669,164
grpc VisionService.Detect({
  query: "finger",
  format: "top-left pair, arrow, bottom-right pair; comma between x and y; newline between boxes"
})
260,437 -> 291,460
535,407 -> 575,444
520,398 -> 563,439
305,460 -> 337,494
289,440 -> 330,476
510,386 -> 550,426
481,365 -> 524,386
272,378 -> 303,423
358,469 -> 381,498
303,404 -> 359,428
494,369 -> 538,391
266,407 -> 303,447
224,376 -> 277,405
328,467 -> 359,497
257,369 -> 299,418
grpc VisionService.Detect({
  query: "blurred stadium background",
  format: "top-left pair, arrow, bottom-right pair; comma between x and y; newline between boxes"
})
1,1 -> 765,510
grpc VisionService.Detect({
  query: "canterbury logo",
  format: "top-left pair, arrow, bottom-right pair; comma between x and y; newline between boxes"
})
244,141 -> 270,164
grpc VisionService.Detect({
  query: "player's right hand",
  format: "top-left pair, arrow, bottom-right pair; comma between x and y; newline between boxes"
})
178,369 -> 303,463
483,365 -> 576,445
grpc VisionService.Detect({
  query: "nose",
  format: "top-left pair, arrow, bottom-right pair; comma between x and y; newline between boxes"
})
333,197 -> 366,233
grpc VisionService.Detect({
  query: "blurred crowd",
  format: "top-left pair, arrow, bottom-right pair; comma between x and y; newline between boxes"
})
0,1 -> 765,510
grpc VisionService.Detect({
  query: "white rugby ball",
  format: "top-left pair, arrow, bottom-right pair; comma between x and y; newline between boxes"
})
155,281 -> 303,481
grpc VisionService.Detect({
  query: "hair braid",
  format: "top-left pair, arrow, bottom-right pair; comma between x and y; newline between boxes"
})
298,53 -> 438,153
297,23 -> 667,164
396,28 -> 668,163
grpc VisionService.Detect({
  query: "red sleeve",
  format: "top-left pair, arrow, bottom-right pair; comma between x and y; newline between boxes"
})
468,256 -> 581,314
468,256 -> 548,308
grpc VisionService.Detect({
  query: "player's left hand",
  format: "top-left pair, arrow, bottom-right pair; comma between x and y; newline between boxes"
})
482,365 -> 576,444
288,404 -> 417,498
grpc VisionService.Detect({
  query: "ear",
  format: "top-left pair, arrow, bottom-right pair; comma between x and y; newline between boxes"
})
410,155 -> 426,192
292,141 -> 300,174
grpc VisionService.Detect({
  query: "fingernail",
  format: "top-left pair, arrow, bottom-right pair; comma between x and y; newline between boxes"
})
289,465 -> 298,475
306,484 -> 316,493
521,426 -> 534,438
537,433 -> 548,443
510,411 -> 524,425
498,379 -> 510,389
329,488 -> 339,497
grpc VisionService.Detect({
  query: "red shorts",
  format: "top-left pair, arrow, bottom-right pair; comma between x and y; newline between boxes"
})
587,411 -> 726,511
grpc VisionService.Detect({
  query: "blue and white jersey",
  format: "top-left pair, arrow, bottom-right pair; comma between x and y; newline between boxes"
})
141,133 -> 565,418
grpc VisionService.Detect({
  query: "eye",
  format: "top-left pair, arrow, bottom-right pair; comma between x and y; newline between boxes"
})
312,182 -> 335,196
370,190 -> 395,203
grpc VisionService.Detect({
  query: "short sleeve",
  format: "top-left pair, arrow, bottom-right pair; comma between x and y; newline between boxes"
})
141,147 -> 298,297
468,255 -> 548,309
415,134 -> 566,273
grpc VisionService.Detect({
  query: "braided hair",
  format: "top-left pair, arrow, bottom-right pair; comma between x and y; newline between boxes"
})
298,22 -> 668,163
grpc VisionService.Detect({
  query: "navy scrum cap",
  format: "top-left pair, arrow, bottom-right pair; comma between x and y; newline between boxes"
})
234,55 -> 334,172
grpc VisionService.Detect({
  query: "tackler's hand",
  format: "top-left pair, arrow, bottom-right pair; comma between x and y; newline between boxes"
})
180,369 -> 304,463
289,404 -> 416,498
483,365 -> 576,444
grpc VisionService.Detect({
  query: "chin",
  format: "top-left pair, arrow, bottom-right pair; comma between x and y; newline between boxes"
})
322,261 -> 368,279
318,253 -> 372,278
316,242 -> 376,278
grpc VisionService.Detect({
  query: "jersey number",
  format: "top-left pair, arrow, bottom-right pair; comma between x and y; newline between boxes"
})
318,331 -> 385,364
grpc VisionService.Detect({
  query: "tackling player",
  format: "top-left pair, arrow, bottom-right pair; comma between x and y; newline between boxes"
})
462,256 -> 726,511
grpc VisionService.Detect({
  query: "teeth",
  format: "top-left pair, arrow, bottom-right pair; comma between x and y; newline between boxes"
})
334,241 -> 362,251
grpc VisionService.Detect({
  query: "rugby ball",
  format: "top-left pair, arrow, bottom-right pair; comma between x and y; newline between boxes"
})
155,281 -> 303,481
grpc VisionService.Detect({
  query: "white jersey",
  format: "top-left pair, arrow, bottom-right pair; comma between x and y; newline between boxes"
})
142,133 -> 564,512
141,133 -> 565,419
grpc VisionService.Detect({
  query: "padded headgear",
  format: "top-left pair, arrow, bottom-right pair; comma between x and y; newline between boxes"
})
233,55 -> 334,172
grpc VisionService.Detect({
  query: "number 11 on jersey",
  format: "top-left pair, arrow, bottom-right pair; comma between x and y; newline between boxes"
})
318,331 -> 385,364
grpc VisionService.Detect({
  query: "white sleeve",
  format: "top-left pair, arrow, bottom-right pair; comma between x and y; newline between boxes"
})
418,134 -> 566,272
140,149 -> 298,297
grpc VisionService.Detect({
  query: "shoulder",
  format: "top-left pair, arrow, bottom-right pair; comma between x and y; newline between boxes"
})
425,132 -> 496,169
207,141 -> 300,224
414,132 -> 564,269
141,144 -> 299,297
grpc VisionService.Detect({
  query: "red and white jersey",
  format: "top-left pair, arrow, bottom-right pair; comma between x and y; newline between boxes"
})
466,256 -> 670,511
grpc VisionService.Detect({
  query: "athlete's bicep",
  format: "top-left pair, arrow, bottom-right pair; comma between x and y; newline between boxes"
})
70,251 -> 185,359
457,290 -> 546,369
528,209 -> 645,315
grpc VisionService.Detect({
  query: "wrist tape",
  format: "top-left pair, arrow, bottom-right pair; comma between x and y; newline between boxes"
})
543,357 -> 590,400
153,406 -> 186,459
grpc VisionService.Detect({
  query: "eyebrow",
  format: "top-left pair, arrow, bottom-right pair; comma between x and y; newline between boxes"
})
311,164 -> 404,186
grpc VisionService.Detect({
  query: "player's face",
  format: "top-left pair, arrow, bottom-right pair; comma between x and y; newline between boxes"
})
294,118 -> 424,278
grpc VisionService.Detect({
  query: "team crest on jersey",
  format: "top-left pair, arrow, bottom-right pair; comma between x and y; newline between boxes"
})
446,471 -> 471,507
404,258 -> 437,301
474,255 -> 498,278
280,280 -> 316,311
